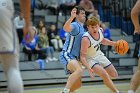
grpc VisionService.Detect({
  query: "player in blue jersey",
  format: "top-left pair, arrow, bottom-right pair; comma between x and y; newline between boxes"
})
59,6 -> 88,93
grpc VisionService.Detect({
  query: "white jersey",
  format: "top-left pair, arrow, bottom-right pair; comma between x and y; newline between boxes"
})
82,28 -> 104,59
0,0 -> 16,53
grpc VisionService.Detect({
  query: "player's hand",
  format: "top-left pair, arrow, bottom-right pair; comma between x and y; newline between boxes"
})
23,25 -> 32,37
134,30 -> 140,34
134,27 -> 140,34
70,8 -> 77,19
87,68 -> 94,80
24,25 -> 34,43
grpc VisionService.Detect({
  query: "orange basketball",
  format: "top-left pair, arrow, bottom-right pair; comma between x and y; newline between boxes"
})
115,40 -> 129,55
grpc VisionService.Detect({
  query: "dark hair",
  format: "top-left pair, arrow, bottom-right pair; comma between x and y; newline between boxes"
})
36,20 -> 45,29
74,6 -> 85,15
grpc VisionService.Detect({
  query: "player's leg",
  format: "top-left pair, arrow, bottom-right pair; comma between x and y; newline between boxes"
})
69,77 -> 82,93
128,57 -> 140,93
60,51 -> 84,93
0,53 -> 23,93
62,60 -> 83,93
92,64 -> 119,93
105,64 -> 118,78
68,63 -> 83,93
99,55 -> 118,78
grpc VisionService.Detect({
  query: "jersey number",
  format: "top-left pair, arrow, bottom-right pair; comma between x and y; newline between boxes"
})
94,44 -> 100,51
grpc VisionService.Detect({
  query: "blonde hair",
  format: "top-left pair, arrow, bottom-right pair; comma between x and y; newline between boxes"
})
86,16 -> 100,26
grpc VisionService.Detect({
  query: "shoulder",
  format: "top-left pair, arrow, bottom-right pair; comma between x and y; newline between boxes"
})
83,32 -> 89,37
71,22 -> 77,26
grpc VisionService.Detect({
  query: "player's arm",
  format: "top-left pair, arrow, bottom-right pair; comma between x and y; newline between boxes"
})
101,38 -> 116,46
80,37 -> 94,79
131,0 -> 140,34
63,8 -> 76,32
20,0 -> 32,39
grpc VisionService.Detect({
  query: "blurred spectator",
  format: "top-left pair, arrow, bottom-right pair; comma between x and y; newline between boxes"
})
22,27 -> 46,61
36,20 -> 45,34
100,23 -> 112,55
48,24 -> 63,51
101,23 -> 111,40
14,13 -> 25,43
88,9 -> 100,20
38,26 -> 58,62
59,28 -> 68,44
79,0 -> 95,16
91,0 -> 103,21
59,0 -> 76,15
36,0 -> 47,10
46,0 -> 59,15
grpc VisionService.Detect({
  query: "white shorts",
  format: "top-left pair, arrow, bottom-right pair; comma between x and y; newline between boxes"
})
87,54 -> 111,68
0,0 -> 16,53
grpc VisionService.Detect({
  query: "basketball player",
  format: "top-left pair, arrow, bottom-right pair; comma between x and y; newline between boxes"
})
80,16 -> 122,93
128,0 -> 140,93
128,49 -> 140,93
131,0 -> 140,35
0,0 -> 31,93
59,6 -> 88,93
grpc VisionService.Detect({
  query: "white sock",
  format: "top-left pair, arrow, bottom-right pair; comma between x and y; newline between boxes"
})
116,90 -> 120,93
128,90 -> 134,93
63,88 -> 70,93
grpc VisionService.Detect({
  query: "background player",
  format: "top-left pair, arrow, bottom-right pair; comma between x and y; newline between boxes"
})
128,0 -> 140,93
131,0 -> 140,34
0,0 -> 31,93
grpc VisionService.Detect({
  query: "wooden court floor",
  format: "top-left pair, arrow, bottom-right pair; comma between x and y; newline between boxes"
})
0,82 -> 140,93
24,82 -> 140,93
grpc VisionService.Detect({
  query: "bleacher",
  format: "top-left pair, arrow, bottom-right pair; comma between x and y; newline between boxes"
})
0,0 -> 139,87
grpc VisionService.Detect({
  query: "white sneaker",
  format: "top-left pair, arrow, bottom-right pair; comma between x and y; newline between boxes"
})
60,91 -> 68,93
45,59 -> 48,63
48,57 -> 53,61
52,57 -> 58,61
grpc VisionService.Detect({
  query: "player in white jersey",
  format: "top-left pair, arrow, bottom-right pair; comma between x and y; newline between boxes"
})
80,16 -> 122,93
0,0 -> 31,93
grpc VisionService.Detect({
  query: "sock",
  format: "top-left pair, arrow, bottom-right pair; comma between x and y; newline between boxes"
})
128,90 -> 134,93
63,88 -> 70,93
116,90 -> 120,93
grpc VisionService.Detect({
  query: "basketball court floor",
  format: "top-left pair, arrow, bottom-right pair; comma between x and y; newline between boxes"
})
24,83 -> 140,93
3,82 -> 140,93
1,81 -> 140,93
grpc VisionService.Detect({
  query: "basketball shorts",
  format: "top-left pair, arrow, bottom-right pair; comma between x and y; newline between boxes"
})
87,54 -> 112,69
59,51 -> 78,74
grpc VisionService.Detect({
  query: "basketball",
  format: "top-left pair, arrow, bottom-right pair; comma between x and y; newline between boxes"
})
114,39 -> 129,55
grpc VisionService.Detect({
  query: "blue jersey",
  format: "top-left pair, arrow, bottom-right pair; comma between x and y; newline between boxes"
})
62,21 -> 85,58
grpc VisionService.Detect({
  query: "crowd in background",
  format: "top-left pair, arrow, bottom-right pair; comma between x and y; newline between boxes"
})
14,0 -> 124,63
14,0 -> 105,63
